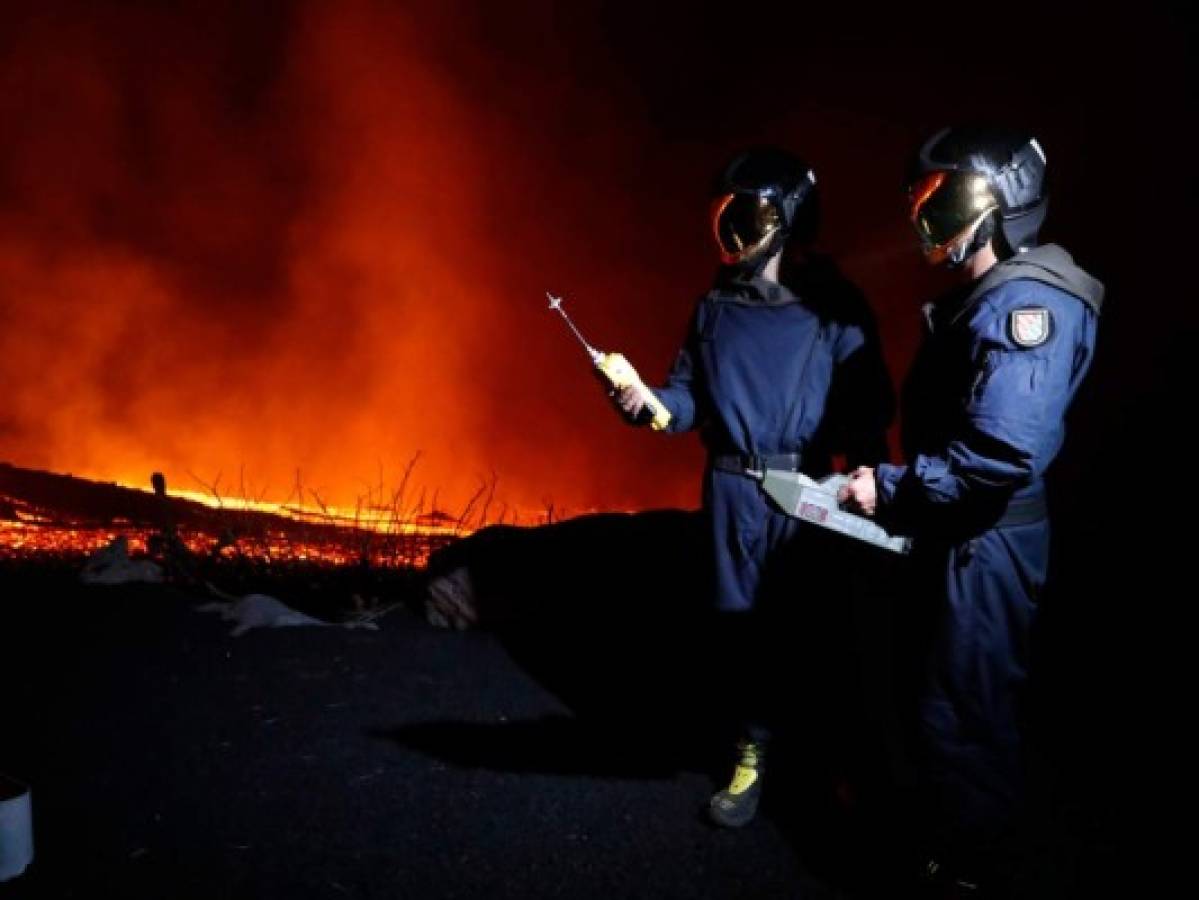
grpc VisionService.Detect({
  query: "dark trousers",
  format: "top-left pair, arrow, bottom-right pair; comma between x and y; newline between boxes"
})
914,519 -> 1047,880
703,469 -> 865,764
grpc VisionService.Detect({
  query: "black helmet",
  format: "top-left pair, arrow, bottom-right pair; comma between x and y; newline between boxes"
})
711,147 -> 818,271
907,126 -> 1048,266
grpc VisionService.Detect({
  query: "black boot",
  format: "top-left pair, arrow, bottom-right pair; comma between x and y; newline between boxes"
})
708,739 -> 766,828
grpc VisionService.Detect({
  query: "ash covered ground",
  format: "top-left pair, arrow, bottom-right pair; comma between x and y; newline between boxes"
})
0,546 -> 848,899
0,501 -> 1136,899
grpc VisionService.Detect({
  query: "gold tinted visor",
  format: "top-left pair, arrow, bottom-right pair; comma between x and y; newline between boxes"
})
712,192 -> 781,264
909,170 -> 998,263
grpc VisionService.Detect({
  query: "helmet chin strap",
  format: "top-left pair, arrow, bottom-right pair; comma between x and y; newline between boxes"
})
946,212 -> 997,269
731,227 -> 787,278
945,240 -> 973,269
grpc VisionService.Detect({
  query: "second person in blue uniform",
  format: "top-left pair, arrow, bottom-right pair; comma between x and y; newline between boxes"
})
842,126 -> 1104,895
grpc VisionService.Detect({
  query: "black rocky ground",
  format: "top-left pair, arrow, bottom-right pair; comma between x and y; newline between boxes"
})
0,509 -> 1132,898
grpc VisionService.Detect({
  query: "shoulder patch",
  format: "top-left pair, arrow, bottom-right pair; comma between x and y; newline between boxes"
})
1009,307 -> 1052,348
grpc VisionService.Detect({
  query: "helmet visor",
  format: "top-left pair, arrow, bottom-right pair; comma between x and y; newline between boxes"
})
909,170 -> 998,254
712,191 -> 781,264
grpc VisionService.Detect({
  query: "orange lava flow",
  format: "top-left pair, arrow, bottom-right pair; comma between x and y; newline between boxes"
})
0,519 -> 454,569
0,491 -> 464,569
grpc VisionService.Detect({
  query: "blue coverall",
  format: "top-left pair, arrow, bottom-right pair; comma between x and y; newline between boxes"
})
656,263 -> 893,611
654,261 -> 893,736
874,244 -> 1103,875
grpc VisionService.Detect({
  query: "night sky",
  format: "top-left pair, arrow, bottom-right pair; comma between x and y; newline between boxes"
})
0,1 -> 1191,515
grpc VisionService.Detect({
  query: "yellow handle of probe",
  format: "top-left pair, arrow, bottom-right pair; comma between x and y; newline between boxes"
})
596,352 -> 672,431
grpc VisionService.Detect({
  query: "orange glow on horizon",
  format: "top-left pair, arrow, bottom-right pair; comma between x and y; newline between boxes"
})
0,3 -> 707,520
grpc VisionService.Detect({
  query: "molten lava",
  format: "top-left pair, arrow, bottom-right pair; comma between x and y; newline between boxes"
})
0,464 -> 467,569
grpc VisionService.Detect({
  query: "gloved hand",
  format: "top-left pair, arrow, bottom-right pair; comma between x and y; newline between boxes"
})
607,382 -> 655,426
592,352 -> 668,429
839,467 -> 878,516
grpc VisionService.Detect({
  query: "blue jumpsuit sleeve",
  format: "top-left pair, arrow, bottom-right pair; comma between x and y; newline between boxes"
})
653,301 -> 706,433
877,287 -> 1082,530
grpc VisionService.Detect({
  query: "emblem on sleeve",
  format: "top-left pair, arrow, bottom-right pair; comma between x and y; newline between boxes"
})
1009,308 -> 1051,348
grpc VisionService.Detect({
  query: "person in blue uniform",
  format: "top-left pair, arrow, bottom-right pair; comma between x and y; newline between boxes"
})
841,126 -> 1104,894
612,147 -> 894,827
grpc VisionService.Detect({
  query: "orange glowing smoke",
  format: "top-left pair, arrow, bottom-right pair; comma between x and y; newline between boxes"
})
0,1 -> 709,519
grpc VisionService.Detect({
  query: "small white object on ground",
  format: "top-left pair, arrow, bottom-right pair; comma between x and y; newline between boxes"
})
197,593 -> 379,637
79,536 -> 164,585
424,567 -> 478,630
0,774 -> 33,882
